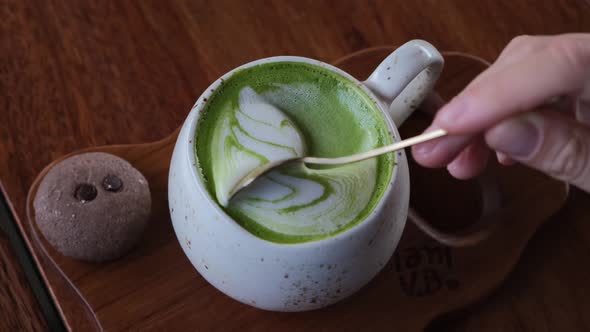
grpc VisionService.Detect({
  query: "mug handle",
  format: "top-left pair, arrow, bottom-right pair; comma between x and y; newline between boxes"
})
363,41 -> 503,247
364,39 -> 444,126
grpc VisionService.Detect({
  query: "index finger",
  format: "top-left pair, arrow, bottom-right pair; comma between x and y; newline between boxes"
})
434,35 -> 590,134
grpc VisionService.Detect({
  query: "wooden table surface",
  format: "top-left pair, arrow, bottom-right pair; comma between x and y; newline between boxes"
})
1,1 -> 590,331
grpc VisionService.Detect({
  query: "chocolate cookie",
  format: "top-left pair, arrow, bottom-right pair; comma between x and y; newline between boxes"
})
33,152 -> 151,262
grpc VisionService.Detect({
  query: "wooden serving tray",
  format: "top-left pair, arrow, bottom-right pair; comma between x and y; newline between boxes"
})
25,47 -> 569,331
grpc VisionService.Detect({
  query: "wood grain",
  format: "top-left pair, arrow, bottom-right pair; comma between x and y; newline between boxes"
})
1,0 -> 590,331
0,232 -> 47,331
22,51 -> 569,331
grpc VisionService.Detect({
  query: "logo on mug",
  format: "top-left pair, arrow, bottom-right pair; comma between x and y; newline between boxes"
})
394,244 -> 459,297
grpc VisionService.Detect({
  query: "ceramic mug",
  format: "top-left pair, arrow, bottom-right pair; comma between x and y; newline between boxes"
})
169,40 -> 451,312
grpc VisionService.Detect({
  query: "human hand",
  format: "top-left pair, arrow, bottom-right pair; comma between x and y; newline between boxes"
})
412,34 -> 590,192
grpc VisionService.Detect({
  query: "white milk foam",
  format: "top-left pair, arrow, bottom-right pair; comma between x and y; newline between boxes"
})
212,87 -> 306,206
211,85 -> 378,238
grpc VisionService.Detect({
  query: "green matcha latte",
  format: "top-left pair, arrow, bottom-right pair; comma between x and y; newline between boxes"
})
195,62 -> 395,244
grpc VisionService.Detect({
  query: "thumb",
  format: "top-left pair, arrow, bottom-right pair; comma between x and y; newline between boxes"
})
485,110 -> 590,192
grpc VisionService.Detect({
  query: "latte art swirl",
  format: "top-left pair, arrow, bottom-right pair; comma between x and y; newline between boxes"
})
196,62 -> 394,243
232,160 -> 376,237
211,87 -> 306,207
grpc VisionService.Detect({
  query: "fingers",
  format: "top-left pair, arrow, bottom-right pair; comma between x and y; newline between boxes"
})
496,152 -> 515,166
494,35 -> 554,67
464,35 -> 552,89
486,110 -> 590,192
447,136 -> 490,179
412,34 -> 590,191
411,125 -> 473,167
435,34 -> 590,135
412,131 -> 489,179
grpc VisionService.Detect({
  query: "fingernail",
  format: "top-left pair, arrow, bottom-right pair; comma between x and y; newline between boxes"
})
413,126 -> 474,168
437,96 -> 469,128
413,142 -> 436,155
446,154 -> 464,173
413,126 -> 439,155
487,114 -> 541,159
496,152 -> 516,166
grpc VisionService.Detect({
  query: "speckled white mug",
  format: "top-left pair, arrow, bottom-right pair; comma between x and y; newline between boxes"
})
168,40 -> 443,312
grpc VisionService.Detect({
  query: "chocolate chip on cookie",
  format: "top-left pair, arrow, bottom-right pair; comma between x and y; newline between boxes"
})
33,152 -> 151,262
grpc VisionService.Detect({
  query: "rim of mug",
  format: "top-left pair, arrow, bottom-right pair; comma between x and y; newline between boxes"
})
184,55 -> 402,248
